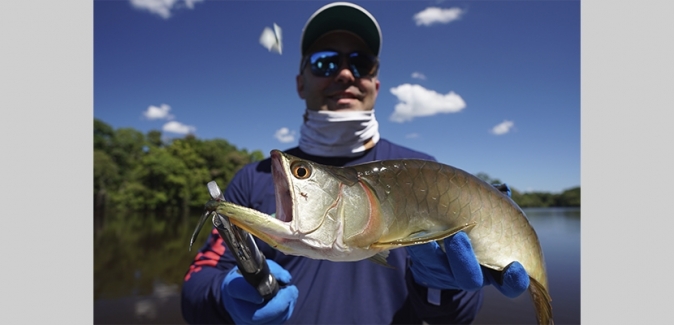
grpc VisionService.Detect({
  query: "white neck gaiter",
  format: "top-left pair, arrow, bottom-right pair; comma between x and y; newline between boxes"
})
299,109 -> 380,157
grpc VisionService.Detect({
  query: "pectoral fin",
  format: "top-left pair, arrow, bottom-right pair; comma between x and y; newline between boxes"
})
367,251 -> 395,269
370,222 -> 477,249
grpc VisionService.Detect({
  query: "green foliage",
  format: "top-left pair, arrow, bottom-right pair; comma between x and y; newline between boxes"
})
477,172 -> 580,208
557,187 -> 581,206
250,150 -> 265,162
146,129 -> 163,148
94,149 -> 120,193
94,119 -> 115,150
93,119 -> 265,227
475,172 -> 502,185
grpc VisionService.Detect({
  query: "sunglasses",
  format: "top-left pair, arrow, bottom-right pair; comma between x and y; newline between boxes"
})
301,50 -> 379,78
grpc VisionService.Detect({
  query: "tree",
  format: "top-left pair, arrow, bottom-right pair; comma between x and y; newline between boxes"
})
166,137 -> 211,220
146,130 -> 164,148
475,172 -> 502,185
108,127 -> 147,179
94,149 -> 119,232
94,118 -> 115,151
557,186 -> 580,206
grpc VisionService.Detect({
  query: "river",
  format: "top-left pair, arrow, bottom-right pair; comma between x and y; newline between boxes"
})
94,207 -> 580,324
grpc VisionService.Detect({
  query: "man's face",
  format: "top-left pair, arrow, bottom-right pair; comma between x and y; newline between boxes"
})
296,31 -> 380,112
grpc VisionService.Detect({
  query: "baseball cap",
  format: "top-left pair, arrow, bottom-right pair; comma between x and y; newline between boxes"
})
300,2 -> 382,56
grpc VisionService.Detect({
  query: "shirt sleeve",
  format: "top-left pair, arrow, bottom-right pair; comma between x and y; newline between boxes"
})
181,228 -> 236,324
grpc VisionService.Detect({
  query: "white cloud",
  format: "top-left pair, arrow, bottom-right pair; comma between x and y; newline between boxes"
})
163,121 -> 196,134
490,120 -> 515,135
129,0 -> 204,19
411,72 -> 426,80
143,104 -> 174,120
144,103 -> 194,135
413,7 -> 465,26
389,84 -> 466,123
274,127 -> 296,143
183,0 -> 202,9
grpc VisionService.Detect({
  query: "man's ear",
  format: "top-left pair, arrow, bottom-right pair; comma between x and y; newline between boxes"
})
296,74 -> 305,99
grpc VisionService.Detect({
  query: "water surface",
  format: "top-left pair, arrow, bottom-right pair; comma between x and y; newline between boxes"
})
93,207 -> 580,324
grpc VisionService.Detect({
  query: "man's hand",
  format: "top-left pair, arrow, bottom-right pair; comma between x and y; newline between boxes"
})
222,260 -> 298,324
406,231 -> 530,298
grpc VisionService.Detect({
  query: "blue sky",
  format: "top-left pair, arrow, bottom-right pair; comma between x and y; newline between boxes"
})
94,0 -> 580,193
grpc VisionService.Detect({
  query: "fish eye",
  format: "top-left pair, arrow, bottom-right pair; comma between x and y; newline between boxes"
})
291,162 -> 311,179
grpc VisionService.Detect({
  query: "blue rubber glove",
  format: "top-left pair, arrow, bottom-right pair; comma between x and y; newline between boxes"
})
406,232 -> 529,298
222,260 -> 298,324
406,183 -> 528,299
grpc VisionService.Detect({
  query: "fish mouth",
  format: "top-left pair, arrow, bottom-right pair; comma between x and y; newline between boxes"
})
271,150 -> 293,223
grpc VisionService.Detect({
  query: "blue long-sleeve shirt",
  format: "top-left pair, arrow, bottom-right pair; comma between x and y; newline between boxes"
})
181,139 -> 483,324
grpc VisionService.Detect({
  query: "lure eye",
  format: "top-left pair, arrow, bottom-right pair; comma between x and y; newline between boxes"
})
291,163 -> 312,179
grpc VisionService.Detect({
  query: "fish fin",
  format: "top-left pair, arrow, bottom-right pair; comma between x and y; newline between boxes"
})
367,251 -> 395,269
371,222 -> 477,249
437,239 -> 445,253
529,276 -> 554,324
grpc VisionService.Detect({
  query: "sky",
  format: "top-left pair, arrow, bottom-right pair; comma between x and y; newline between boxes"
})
94,0 -> 580,194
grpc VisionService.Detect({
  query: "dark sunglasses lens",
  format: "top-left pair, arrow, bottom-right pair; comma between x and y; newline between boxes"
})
348,52 -> 377,78
307,51 -> 377,77
310,51 -> 340,77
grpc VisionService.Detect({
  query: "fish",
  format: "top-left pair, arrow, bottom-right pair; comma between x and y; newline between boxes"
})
194,149 -> 553,324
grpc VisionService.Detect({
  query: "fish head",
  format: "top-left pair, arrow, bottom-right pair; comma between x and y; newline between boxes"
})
270,150 -> 389,252
271,150 -> 346,237
223,150 -> 386,261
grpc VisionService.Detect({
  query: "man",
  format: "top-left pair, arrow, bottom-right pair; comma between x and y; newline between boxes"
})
181,2 -> 529,324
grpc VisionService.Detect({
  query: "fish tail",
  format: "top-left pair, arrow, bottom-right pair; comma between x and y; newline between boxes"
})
528,276 -> 554,325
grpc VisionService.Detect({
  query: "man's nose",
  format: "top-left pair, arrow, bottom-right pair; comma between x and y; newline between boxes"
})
334,59 -> 355,83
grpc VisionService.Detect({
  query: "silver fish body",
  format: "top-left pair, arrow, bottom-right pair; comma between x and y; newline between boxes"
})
212,150 -> 553,324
